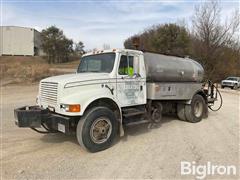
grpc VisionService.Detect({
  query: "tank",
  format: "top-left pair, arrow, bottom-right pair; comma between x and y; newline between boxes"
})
144,52 -> 204,82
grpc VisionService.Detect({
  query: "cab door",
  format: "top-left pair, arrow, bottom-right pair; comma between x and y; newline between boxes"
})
116,52 -> 146,107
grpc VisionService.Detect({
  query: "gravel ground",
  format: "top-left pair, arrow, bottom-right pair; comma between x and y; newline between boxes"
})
1,84 -> 239,179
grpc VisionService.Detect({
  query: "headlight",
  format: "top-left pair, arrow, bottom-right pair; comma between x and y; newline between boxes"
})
61,104 -> 81,112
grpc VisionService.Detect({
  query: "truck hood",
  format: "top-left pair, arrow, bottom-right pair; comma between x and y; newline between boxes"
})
41,73 -> 111,85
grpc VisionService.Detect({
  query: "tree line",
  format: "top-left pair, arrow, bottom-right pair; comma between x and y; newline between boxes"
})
124,1 -> 240,81
40,1 -> 239,81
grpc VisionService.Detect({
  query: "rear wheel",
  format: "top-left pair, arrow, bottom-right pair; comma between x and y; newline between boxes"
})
76,106 -> 118,152
177,103 -> 186,121
185,94 -> 205,123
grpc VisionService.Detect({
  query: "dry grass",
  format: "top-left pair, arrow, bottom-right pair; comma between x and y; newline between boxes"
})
0,56 -> 78,84
50,60 -> 80,69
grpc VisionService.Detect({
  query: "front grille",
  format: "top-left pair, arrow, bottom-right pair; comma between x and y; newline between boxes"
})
223,82 -> 232,85
40,82 -> 58,106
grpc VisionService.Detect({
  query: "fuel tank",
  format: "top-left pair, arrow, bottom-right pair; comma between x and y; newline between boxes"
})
144,52 -> 204,82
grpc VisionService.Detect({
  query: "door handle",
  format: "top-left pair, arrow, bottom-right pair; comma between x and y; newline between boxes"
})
140,85 -> 143,91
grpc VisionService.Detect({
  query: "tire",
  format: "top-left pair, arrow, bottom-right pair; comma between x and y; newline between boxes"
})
233,84 -> 238,90
185,94 -> 205,123
152,103 -> 162,123
76,106 -> 118,152
221,86 -> 225,89
177,103 -> 186,121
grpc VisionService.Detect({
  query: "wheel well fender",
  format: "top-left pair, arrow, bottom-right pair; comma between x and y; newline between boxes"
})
186,90 -> 207,105
195,90 -> 208,104
84,98 -> 122,123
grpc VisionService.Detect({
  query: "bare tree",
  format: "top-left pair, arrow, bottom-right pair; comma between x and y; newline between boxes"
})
74,41 -> 85,57
191,0 -> 239,80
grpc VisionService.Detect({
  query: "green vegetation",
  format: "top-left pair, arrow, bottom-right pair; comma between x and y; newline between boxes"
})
41,26 -> 85,64
124,23 -> 190,57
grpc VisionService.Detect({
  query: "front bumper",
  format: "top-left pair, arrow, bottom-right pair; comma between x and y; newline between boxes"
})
14,106 -> 70,134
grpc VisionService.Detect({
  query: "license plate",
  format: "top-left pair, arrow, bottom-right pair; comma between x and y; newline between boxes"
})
58,123 -> 65,133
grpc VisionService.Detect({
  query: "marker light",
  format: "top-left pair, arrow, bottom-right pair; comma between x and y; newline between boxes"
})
69,104 -> 81,112
61,104 -> 81,112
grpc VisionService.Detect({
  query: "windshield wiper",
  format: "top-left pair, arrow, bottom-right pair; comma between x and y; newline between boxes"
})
78,70 -> 100,73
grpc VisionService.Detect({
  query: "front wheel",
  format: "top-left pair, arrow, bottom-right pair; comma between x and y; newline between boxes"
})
233,84 -> 238,90
76,107 -> 118,152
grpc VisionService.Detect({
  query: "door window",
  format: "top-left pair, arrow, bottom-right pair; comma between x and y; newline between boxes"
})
118,55 -> 134,76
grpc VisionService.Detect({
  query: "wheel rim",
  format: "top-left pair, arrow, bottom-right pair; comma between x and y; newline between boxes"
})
194,101 -> 203,118
90,117 -> 112,144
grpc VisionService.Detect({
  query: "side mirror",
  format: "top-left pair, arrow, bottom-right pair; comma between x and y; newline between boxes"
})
132,73 -> 141,78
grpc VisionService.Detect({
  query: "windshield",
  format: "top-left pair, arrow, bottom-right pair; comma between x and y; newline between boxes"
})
77,53 -> 115,73
226,77 -> 238,81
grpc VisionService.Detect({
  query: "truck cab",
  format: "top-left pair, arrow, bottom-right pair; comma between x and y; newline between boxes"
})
38,49 -> 146,118
15,49 -> 218,152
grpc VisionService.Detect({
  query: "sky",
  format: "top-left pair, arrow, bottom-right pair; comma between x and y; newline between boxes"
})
1,0 -> 239,50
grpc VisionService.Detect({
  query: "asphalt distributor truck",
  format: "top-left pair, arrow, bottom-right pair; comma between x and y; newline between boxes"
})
14,49 -> 221,152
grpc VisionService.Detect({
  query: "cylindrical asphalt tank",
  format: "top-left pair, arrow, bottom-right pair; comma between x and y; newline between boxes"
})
144,52 -> 204,82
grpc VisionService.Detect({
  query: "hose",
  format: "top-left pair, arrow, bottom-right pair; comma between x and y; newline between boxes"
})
42,123 -> 58,133
30,123 -> 58,134
31,127 -> 51,134
207,80 -> 223,111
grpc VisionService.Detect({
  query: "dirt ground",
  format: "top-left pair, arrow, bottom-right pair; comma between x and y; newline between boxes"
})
1,84 -> 239,179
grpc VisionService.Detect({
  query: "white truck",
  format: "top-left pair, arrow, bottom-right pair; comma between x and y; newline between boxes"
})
14,49 -> 220,152
221,77 -> 240,89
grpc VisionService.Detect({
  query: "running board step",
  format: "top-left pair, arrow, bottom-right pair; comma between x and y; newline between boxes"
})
122,107 -> 144,113
122,107 -> 146,118
123,111 -> 145,118
124,119 -> 150,126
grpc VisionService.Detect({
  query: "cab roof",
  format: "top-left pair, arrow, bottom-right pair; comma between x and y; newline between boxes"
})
82,49 -> 143,57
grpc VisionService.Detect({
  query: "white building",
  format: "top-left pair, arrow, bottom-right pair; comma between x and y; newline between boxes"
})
0,26 -> 44,56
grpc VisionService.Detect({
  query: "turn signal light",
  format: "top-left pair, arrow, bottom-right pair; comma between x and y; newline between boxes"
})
69,104 -> 81,112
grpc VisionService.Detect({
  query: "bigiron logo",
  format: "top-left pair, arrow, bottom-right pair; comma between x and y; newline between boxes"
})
180,161 -> 237,179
